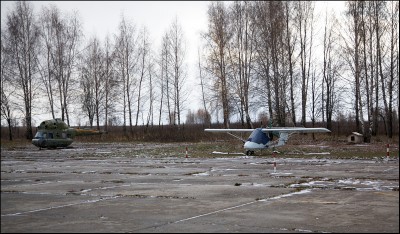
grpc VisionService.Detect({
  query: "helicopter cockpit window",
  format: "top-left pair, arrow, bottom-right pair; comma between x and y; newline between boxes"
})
48,133 -> 53,139
34,131 -> 44,139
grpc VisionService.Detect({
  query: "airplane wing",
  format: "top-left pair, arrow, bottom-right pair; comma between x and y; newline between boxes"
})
204,128 -> 330,133
261,127 -> 331,133
204,129 -> 254,132
204,129 -> 253,142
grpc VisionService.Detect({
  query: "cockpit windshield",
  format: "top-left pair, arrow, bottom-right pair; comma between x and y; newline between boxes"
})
34,131 -> 44,139
246,128 -> 269,145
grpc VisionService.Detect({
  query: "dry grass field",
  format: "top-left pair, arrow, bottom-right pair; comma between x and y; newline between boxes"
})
1,132 -> 398,160
1,122 -> 398,160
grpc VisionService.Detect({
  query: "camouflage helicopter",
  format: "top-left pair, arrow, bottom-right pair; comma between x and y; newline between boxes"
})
32,118 -> 105,149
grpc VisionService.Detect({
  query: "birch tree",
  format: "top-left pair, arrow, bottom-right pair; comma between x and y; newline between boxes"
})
1,33 -> 15,140
79,37 -> 104,129
103,34 -> 117,132
294,1 -> 315,127
114,16 -> 139,135
323,11 -> 342,131
38,4 -> 58,119
229,1 -> 256,128
166,17 -> 187,127
135,27 -> 150,126
203,2 -> 232,128
5,1 -> 40,139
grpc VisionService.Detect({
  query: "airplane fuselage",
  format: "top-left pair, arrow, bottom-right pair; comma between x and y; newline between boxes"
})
244,128 -> 270,150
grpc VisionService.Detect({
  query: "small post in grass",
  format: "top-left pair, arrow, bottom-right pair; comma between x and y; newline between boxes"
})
386,144 -> 390,160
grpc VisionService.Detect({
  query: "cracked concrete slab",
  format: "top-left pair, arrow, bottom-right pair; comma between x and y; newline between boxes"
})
1,142 -> 398,233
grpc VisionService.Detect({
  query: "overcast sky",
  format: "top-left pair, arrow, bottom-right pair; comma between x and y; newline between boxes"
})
1,1 -> 346,126
0,1 -> 211,78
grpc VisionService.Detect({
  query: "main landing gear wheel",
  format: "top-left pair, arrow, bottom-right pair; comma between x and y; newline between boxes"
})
246,150 -> 255,156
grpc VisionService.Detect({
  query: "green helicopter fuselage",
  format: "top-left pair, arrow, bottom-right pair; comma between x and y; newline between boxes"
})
32,118 -> 103,149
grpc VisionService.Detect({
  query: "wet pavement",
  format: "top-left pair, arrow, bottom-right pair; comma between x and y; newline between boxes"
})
1,143 -> 399,233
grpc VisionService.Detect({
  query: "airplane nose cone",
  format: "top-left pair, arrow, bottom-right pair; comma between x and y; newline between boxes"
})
244,141 -> 265,150
244,141 -> 254,149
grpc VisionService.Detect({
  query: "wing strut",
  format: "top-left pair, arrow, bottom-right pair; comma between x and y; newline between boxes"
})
227,132 -> 246,143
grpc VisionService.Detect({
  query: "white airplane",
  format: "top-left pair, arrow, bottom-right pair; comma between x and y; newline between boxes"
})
205,127 -> 331,155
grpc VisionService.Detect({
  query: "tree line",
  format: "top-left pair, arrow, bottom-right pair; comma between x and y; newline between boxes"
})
199,1 -> 398,142
1,1 -> 399,142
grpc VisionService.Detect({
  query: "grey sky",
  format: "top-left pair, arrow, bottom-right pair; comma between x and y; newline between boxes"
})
1,1 -> 210,71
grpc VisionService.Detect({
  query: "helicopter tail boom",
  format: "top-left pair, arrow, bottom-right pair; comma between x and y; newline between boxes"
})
72,128 -> 104,136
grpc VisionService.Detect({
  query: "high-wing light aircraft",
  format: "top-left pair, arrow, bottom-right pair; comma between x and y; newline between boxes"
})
205,127 -> 331,155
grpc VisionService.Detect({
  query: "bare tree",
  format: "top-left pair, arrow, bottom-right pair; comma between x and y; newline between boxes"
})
342,1 -> 365,136
253,1 -> 288,126
228,1 -> 256,128
359,1 -> 376,141
161,32 -> 175,125
145,60 -> 155,128
386,1 -> 399,138
166,17 -> 187,127
197,47 -> 211,127
135,26 -> 150,126
103,34 -> 117,132
294,1 -> 315,127
203,2 -> 232,128
284,1 -> 298,126
157,34 -> 169,126
359,1 -> 378,142
323,10 -> 343,131
114,16 -> 139,135
37,4 -> 58,119
1,35 -> 15,140
308,67 -> 323,140
253,1 -> 274,122
50,10 -> 82,126
35,5 -> 82,126
79,36 -> 105,128
185,108 -> 211,125
5,1 -> 40,139
341,1 -> 398,140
